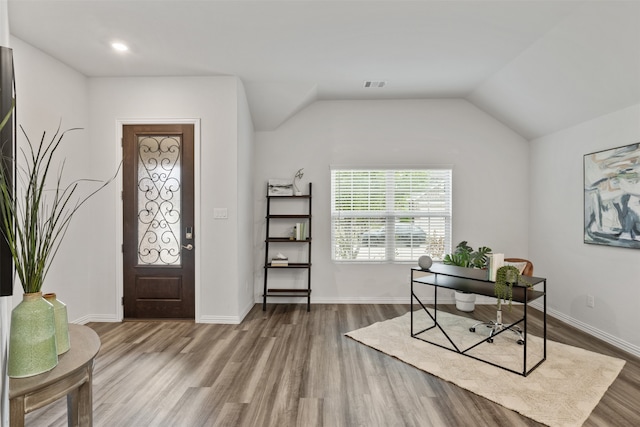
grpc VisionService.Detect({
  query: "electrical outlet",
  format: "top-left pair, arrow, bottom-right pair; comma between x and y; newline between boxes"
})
587,294 -> 595,308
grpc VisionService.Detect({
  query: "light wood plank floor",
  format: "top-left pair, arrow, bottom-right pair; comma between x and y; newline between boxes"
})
25,304 -> 640,426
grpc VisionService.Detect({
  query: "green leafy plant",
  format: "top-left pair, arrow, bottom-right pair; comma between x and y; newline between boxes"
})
443,241 -> 492,268
0,124 -> 118,294
494,265 -> 519,310
494,265 -> 534,310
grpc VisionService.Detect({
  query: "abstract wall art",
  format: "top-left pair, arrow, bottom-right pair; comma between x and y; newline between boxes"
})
584,142 -> 640,249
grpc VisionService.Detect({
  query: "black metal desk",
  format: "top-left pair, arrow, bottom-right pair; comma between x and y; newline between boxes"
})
411,263 -> 546,376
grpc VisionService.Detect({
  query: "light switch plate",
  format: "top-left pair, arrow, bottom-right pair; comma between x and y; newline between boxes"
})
213,208 -> 228,219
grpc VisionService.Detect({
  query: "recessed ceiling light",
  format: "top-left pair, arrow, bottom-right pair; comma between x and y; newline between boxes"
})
111,42 -> 129,52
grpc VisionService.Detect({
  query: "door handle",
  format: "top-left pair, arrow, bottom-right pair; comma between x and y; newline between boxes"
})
181,244 -> 194,251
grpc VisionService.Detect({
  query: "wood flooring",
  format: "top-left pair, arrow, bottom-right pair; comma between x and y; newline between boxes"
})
25,304 -> 640,427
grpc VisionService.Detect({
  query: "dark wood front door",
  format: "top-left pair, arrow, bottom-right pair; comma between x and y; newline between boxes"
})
122,124 -> 195,319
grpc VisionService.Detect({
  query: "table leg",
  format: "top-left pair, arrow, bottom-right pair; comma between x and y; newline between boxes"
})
77,375 -> 93,427
67,365 -> 93,426
9,395 -> 25,427
67,388 -> 79,427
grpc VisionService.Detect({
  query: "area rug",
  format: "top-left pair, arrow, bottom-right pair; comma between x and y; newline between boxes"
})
345,310 -> 625,427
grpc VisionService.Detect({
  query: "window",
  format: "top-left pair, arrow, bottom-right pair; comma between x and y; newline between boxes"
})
331,167 -> 452,263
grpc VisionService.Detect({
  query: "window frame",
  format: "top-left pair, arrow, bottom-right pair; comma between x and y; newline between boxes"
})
330,166 -> 452,264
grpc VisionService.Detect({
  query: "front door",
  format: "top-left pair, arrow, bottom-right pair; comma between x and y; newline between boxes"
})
122,124 -> 195,319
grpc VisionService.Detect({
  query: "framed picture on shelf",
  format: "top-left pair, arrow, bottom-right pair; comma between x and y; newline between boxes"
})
268,179 -> 293,196
584,142 -> 640,249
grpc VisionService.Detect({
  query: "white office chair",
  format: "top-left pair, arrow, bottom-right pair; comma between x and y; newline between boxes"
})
469,258 -> 533,345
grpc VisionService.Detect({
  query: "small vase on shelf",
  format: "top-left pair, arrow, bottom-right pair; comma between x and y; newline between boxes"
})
44,293 -> 71,355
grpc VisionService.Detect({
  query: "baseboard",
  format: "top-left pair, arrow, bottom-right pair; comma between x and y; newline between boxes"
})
199,315 -> 244,324
255,295 -> 451,304
72,314 -> 120,324
313,296 -> 423,304
255,295 -> 497,305
199,299 -> 254,325
254,294 -> 500,305
238,299 -> 255,322
77,307 -> 253,326
529,301 -> 640,358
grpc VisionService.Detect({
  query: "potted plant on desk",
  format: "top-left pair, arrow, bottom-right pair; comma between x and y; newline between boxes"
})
443,241 -> 492,312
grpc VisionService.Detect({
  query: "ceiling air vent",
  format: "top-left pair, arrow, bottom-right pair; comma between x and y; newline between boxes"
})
363,80 -> 387,88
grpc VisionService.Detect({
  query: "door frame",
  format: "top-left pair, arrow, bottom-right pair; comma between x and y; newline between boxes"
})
114,118 -> 202,322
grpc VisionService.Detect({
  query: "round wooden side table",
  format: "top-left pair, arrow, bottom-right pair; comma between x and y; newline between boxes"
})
9,323 -> 100,427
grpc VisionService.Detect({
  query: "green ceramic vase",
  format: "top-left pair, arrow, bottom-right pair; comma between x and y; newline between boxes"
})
44,293 -> 70,355
8,292 -> 59,378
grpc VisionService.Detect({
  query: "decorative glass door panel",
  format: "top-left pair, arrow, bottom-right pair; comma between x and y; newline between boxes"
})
123,124 -> 195,319
137,135 -> 182,266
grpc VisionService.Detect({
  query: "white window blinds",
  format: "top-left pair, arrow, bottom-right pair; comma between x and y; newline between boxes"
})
331,168 -> 452,262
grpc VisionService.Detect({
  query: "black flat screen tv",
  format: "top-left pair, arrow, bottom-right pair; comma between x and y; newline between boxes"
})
0,46 -> 14,297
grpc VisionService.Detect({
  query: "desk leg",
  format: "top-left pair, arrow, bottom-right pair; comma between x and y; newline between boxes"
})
410,270 -> 414,336
67,364 -> 93,427
9,395 -> 25,427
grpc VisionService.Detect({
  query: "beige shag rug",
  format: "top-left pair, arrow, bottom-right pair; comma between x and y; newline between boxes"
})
345,309 -> 625,427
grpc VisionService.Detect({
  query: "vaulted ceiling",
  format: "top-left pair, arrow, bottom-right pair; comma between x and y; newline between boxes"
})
8,0 -> 640,139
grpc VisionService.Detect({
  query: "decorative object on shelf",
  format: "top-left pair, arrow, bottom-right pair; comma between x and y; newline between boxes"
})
486,253 -> 504,281
443,241 -> 492,312
494,265 -> 519,311
8,291 -> 57,377
418,255 -> 432,270
293,168 -> 304,196
44,293 -> 70,355
584,142 -> 640,249
271,253 -> 289,266
0,124 -> 118,377
295,222 -> 308,240
268,178 -> 293,196
494,265 -> 533,311
443,241 -> 492,268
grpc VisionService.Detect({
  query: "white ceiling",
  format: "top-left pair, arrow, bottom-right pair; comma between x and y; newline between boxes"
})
8,0 -> 640,138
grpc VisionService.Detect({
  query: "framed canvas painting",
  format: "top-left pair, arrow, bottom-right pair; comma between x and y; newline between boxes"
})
268,179 -> 293,196
584,142 -> 640,249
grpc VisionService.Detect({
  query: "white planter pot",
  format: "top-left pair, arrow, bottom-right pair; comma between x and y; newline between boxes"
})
455,291 -> 476,312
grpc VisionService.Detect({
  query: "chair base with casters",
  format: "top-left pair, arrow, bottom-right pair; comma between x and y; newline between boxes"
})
469,309 -> 525,345
469,257 -> 533,346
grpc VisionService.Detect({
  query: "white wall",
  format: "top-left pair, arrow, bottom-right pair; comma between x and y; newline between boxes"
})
10,37 -> 93,322
254,99 -> 530,303
89,76 -> 250,322
530,103 -> 640,356
10,37 -> 254,324
236,81 -> 255,318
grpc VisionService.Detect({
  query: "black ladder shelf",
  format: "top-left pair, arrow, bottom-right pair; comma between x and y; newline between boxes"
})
262,182 -> 312,311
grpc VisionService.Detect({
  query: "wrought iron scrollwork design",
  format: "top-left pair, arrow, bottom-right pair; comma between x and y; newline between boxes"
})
137,135 -> 182,265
